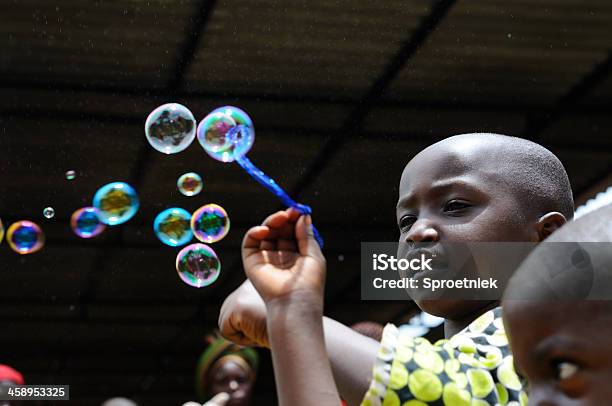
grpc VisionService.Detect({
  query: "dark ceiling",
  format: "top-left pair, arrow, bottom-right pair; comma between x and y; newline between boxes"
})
1,0 -> 611,404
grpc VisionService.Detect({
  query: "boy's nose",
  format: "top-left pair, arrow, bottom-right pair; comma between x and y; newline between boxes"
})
405,219 -> 439,243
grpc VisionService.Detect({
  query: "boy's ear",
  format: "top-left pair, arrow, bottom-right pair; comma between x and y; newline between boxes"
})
534,212 -> 567,241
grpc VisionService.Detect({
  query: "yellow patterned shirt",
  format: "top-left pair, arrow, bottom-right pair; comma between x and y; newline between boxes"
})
361,308 -> 526,406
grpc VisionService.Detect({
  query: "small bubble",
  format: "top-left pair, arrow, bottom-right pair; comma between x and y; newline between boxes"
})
338,254 -> 344,262
65,170 -> 76,180
43,207 -> 55,219
6,220 -> 45,254
71,207 -> 106,238
177,172 -> 203,197
507,33 -> 512,39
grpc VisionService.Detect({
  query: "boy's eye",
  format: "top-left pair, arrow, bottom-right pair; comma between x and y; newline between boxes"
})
555,361 -> 579,380
399,215 -> 417,232
443,200 -> 471,213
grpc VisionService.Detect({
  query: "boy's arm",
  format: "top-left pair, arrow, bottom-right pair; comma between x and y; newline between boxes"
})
219,280 -> 378,406
241,210 -> 340,406
267,293 -> 340,406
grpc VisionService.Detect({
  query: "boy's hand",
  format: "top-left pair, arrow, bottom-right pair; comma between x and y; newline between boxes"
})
218,280 -> 270,348
242,208 -> 326,307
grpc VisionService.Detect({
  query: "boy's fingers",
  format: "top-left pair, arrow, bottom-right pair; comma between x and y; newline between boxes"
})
261,211 -> 297,239
243,226 -> 269,247
286,207 -> 301,222
261,210 -> 289,227
295,215 -> 323,259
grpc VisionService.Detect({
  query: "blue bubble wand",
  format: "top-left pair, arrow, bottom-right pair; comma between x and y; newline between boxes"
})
197,107 -> 324,248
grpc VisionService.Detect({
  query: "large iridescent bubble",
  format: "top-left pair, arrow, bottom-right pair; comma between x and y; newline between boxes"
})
197,106 -> 255,162
191,204 -> 230,243
145,103 -> 196,154
177,172 -> 203,197
71,207 -> 106,239
93,182 -> 140,226
0,218 -> 4,244
154,207 -> 193,247
7,220 -> 45,255
175,243 -> 221,288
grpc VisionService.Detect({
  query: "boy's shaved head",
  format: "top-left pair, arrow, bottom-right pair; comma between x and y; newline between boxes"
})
422,133 -> 574,220
503,204 -> 612,405
397,132 -> 572,321
504,203 -> 612,301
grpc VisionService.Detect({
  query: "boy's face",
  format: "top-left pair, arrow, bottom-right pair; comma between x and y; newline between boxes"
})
504,300 -> 612,405
396,137 -> 537,317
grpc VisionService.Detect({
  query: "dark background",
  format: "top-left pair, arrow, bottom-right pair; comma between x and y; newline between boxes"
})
1,0 -> 611,404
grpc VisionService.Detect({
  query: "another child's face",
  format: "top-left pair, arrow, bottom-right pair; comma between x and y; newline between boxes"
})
504,301 -> 612,405
208,360 -> 254,406
396,138 -> 537,317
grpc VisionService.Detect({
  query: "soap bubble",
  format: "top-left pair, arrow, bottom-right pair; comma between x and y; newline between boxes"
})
197,106 -> 255,162
177,172 -> 203,197
71,207 -> 106,239
175,243 -> 221,288
7,220 -> 45,255
154,208 -> 193,247
191,204 -> 230,243
145,103 -> 196,154
0,218 -> 4,244
65,170 -> 76,180
43,207 -> 55,219
93,182 -> 140,225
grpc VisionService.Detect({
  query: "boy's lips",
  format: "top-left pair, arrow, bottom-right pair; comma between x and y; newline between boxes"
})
406,247 -> 447,262
405,246 -> 448,278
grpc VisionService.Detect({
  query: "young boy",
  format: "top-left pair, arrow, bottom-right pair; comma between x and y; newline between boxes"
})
219,133 -> 574,405
503,203 -> 612,406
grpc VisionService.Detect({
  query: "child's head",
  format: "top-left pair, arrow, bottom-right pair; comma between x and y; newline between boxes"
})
503,204 -> 612,405
396,133 -> 574,317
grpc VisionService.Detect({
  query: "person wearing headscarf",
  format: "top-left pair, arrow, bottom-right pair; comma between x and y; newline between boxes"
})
195,332 -> 259,406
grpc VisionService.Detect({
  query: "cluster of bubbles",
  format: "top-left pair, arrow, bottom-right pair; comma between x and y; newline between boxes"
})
169,203 -> 230,287
71,207 -> 106,239
154,208 -> 193,247
144,103 -> 248,288
144,103 -> 254,161
175,243 -> 221,288
70,181 -> 139,240
6,220 -> 45,255
177,172 -> 203,196
1,181 -> 139,254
